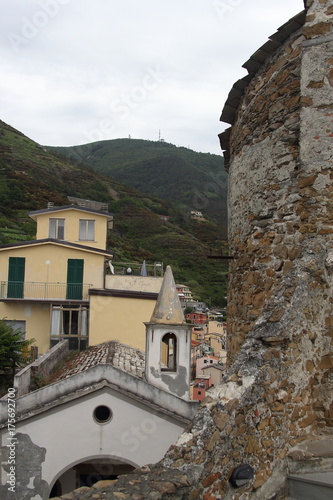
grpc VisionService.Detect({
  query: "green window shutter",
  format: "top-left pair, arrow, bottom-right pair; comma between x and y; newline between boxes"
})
66,259 -> 84,300
7,257 -> 25,298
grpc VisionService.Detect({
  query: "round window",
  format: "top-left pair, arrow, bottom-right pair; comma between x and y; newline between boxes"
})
93,405 -> 112,424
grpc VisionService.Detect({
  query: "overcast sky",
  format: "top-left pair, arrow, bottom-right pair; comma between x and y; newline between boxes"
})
1,0 -> 304,155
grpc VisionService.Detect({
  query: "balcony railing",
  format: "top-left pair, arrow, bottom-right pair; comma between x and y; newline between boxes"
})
109,261 -> 164,277
0,281 -> 92,301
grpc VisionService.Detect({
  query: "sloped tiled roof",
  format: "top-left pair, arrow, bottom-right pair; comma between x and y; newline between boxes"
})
50,341 -> 145,383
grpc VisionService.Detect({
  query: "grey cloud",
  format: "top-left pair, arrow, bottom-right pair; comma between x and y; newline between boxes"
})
0,0 -> 303,155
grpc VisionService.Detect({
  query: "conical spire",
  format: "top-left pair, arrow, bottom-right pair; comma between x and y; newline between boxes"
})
150,266 -> 186,324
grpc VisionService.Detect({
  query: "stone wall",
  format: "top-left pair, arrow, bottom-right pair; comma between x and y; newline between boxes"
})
33,2 -> 333,499
299,0 -> 333,428
226,24 -> 303,363
0,340 -> 68,399
226,0 -> 333,431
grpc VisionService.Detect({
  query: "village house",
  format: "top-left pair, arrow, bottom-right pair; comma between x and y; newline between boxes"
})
176,283 -> 194,309
185,310 -> 207,325
195,353 -> 220,378
190,210 -> 205,221
202,362 -> 225,387
205,320 -> 227,364
0,203 -> 163,354
192,374 -> 212,402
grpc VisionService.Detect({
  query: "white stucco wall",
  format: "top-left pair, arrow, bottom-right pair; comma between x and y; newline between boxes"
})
105,275 -> 163,293
145,324 -> 192,399
1,386 -> 187,497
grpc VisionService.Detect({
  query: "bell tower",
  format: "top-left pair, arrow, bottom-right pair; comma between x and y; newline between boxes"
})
145,266 -> 192,400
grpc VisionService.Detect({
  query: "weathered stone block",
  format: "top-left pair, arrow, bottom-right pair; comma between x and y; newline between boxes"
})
268,308 -> 285,322
201,473 -> 221,488
257,417 -> 271,430
307,80 -> 325,88
272,402 -> 285,412
303,21 -> 332,37
298,174 -> 317,187
299,413 -> 317,428
206,430 -> 220,452
244,436 -> 261,453
253,469 -> 269,489
318,355 -> 333,369
213,412 -> 229,431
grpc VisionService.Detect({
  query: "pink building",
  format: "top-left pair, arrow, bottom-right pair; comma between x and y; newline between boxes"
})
186,312 -> 207,325
196,354 -> 220,377
192,375 -> 212,402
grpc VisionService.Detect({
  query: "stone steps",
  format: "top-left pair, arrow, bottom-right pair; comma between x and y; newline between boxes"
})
285,438 -> 333,499
287,471 -> 333,500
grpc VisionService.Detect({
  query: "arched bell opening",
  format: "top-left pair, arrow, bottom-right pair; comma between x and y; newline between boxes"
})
161,332 -> 178,372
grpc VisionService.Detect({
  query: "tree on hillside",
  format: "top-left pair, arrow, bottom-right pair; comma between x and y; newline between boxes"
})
0,319 -> 35,388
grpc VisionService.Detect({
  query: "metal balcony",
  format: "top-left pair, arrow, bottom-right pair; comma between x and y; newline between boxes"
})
0,281 -> 92,301
109,261 -> 164,277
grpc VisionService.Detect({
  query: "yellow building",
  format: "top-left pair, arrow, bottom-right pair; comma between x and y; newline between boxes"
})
205,320 -> 227,365
0,205 -> 161,354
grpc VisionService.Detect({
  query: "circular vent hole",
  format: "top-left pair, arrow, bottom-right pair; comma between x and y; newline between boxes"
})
93,405 -> 112,423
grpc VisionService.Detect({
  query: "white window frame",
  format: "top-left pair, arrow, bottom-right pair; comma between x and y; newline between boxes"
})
79,219 -> 95,241
4,320 -> 26,337
50,305 -> 89,338
49,218 -> 65,239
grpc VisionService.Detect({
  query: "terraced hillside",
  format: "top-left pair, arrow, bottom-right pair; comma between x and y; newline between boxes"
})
0,120 -> 228,306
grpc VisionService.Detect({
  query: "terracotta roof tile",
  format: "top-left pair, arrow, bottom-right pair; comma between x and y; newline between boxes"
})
50,341 -> 145,383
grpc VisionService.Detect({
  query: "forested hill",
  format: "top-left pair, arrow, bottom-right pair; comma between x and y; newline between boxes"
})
49,138 -> 228,226
0,120 -> 228,307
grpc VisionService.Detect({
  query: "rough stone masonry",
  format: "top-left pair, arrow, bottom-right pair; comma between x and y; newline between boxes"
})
51,1 -> 333,498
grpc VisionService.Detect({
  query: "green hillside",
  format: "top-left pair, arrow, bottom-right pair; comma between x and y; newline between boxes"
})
0,120 -> 228,306
50,138 -> 228,226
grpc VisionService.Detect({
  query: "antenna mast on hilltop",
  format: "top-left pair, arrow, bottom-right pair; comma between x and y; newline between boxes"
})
158,130 -> 164,142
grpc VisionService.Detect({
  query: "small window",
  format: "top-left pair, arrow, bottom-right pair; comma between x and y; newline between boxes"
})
49,219 -> 65,239
93,405 -> 112,423
4,320 -> 26,337
79,220 -> 95,241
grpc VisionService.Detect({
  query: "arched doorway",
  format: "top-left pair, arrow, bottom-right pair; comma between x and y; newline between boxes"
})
49,457 -> 136,498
